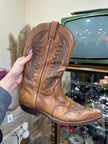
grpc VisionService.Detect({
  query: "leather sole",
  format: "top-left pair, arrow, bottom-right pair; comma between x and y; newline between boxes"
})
20,103 -> 103,126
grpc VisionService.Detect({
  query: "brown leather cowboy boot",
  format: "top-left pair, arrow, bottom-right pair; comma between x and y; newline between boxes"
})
19,21 -> 102,126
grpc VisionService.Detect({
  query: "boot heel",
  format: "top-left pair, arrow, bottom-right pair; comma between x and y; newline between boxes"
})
20,103 -> 40,116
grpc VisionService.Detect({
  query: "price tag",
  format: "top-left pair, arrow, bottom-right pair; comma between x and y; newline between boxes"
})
7,113 -> 13,123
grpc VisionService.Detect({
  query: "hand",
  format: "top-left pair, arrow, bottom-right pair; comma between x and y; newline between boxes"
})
10,53 -> 33,85
0,50 -> 33,94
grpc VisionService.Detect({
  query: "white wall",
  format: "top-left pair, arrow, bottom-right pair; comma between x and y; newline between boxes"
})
25,0 -> 108,27
1,0 -> 108,69
0,0 -> 25,70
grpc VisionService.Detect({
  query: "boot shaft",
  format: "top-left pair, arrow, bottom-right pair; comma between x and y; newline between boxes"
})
23,21 -> 75,96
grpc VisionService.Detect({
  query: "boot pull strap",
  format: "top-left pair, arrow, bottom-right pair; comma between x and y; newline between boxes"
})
48,21 -> 59,40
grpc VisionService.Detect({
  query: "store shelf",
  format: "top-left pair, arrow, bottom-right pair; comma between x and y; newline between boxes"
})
67,63 -> 108,74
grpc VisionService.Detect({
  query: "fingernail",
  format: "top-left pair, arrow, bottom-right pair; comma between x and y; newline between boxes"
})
28,49 -> 33,55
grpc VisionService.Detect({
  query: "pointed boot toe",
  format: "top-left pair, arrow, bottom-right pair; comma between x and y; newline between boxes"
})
51,100 -> 102,126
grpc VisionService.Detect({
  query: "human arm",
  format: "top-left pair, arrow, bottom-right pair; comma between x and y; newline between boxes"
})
0,51 -> 33,125
0,86 -> 12,125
